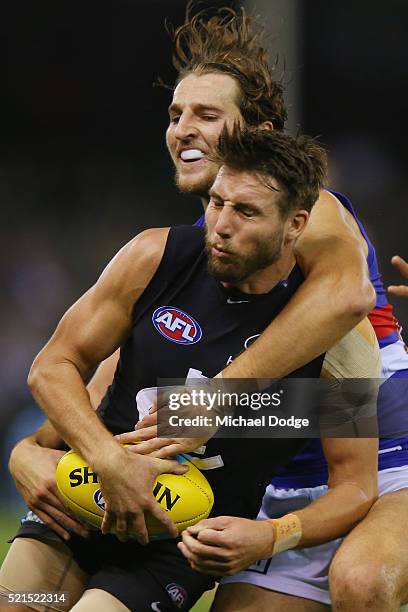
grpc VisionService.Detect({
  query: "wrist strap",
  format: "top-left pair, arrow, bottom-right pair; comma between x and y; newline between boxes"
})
268,513 -> 302,555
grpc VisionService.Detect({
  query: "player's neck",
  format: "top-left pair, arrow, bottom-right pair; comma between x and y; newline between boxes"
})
223,250 -> 297,295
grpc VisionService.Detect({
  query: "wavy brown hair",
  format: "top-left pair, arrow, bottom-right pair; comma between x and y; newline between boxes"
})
167,2 -> 287,130
212,124 -> 327,216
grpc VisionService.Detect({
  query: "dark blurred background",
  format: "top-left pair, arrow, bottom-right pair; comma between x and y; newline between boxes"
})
1,0 -> 407,517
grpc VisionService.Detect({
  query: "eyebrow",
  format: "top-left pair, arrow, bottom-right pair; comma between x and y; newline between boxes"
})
234,202 -> 261,213
168,102 -> 224,115
209,189 -> 261,212
208,187 -> 222,199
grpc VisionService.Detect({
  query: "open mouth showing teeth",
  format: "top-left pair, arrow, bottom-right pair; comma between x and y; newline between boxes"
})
180,149 -> 206,162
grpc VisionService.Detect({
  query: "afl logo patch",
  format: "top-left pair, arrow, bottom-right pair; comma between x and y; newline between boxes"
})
165,583 -> 187,609
93,489 -> 106,511
152,306 -> 202,345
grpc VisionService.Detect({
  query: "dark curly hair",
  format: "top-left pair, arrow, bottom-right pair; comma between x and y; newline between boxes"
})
167,2 -> 287,130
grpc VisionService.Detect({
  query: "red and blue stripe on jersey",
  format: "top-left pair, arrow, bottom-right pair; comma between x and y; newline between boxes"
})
331,190 -> 403,353
273,190 -> 408,487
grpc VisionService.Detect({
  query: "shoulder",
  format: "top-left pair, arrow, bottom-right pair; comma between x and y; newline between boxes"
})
96,227 -> 170,301
95,225 -> 205,305
302,189 -> 367,251
310,189 -> 351,228
125,227 -> 170,264
125,225 -> 203,259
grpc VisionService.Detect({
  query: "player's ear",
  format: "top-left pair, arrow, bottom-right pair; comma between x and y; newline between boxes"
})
286,210 -> 309,241
259,121 -> 274,132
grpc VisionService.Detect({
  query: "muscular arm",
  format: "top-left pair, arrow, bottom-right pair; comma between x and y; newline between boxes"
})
279,317 -> 380,545
290,437 -> 378,546
26,228 -> 187,543
178,436 -> 378,576
9,351 -> 120,540
13,348 -> 120,454
220,190 -> 375,379
27,231 -> 161,463
178,318 -> 380,575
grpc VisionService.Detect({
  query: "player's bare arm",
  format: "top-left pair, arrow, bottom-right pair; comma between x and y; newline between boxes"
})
178,314 -> 381,575
27,227 -> 188,544
9,352 -> 120,540
8,302 -> 134,538
8,420 -> 90,541
218,189 -> 374,380
179,436 -> 378,576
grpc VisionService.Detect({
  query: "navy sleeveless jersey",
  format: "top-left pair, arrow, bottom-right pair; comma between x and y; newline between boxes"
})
97,226 -> 324,518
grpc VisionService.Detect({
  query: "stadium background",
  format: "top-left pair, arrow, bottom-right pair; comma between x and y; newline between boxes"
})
1,1 -> 407,609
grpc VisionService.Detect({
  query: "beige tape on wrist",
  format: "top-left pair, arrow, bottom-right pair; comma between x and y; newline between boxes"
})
268,513 -> 302,556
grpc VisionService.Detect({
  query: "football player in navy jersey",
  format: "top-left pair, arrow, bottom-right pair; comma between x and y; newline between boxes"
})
4,5 -> 408,612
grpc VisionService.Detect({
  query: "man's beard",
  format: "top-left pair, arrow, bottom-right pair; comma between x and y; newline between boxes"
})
205,229 -> 284,284
174,164 -> 217,198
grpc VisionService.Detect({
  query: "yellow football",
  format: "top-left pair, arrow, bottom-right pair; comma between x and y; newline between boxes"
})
55,448 -> 214,538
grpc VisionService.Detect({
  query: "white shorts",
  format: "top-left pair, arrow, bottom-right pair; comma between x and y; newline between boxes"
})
221,466 -> 408,605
